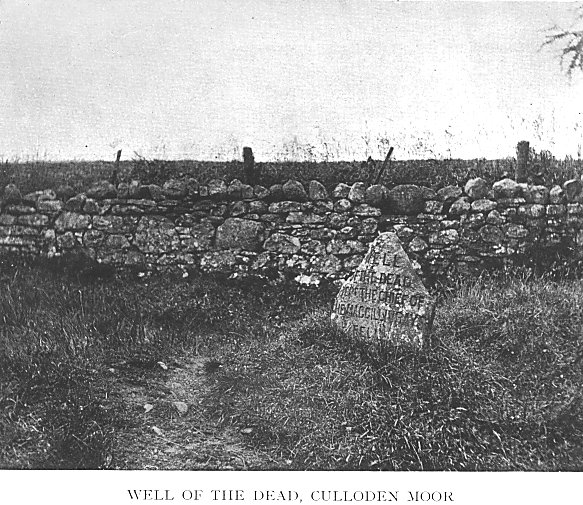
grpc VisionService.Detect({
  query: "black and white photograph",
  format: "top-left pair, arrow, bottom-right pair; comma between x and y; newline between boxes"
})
1,0 -> 582,502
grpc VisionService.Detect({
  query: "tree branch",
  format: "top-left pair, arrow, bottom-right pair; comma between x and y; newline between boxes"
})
542,5 -> 583,76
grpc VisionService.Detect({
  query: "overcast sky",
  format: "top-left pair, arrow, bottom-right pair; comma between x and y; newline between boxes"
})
1,0 -> 582,161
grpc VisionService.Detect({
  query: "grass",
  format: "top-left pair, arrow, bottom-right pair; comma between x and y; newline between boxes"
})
1,154 -> 582,194
0,258 -> 582,470
199,271 -> 583,470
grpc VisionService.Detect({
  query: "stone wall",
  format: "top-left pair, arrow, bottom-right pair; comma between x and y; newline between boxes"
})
1,175 -> 582,281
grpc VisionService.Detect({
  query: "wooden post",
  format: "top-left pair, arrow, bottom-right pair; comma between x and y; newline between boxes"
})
243,147 -> 256,185
111,149 -> 122,185
374,146 -> 394,185
516,141 -> 529,182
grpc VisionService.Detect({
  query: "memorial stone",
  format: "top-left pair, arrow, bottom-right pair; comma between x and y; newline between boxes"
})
331,232 -> 432,348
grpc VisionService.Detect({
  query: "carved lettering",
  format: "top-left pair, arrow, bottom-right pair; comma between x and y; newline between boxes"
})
331,232 -> 432,348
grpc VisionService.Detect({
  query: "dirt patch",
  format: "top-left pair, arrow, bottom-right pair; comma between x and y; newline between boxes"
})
105,356 -> 283,470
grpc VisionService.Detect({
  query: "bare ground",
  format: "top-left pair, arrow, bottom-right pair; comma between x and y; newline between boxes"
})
106,355 -> 285,470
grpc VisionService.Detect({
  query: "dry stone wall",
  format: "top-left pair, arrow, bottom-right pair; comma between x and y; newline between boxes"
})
1,175 -> 583,281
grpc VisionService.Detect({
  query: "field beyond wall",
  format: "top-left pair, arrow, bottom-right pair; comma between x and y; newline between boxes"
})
1,155 -> 582,194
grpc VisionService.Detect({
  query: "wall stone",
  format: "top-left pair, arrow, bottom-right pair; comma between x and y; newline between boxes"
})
493,178 -> 521,198
86,180 -> 117,199
216,218 -> 264,251
464,177 -> 490,200
308,180 -> 328,201
264,233 -> 301,254
348,182 -> 367,203
55,212 -> 91,232
135,216 -> 179,253
2,175 -> 583,281
282,180 -> 308,202
3,184 -> 22,204
387,185 -> 424,215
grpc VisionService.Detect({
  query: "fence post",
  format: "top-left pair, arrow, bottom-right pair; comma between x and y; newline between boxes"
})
374,147 -> 394,185
243,147 -> 256,185
110,150 -> 122,185
516,141 -> 529,182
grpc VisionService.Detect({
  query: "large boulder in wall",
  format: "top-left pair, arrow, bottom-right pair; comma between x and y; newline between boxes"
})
282,180 -> 308,202
86,180 -> 117,199
493,178 -> 521,198
464,177 -> 490,200
3,184 -> 22,204
386,185 -> 424,215
216,218 -> 265,251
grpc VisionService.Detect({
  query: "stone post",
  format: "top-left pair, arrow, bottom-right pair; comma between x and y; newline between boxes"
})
110,149 -> 122,185
516,141 -> 529,183
243,147 -> 256,185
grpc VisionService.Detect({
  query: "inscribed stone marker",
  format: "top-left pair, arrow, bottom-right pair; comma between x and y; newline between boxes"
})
331,232 -> 432,348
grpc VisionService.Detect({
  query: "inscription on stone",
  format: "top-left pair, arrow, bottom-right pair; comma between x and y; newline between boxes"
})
331,232 -> 432,347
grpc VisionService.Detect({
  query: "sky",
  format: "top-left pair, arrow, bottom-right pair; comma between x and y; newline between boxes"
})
1,0 -> 583,162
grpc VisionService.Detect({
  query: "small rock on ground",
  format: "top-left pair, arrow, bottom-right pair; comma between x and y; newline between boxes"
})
173,401 -> 189,415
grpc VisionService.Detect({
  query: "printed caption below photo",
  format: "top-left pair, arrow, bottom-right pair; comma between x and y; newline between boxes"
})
127,489 -> 453,503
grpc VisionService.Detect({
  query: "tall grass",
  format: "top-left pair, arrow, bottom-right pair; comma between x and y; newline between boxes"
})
1,259 -> 582,469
